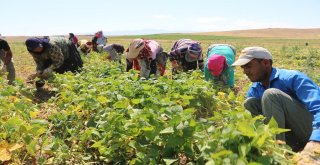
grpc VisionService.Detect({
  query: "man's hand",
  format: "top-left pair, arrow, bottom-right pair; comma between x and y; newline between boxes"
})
294,141 -> 320,165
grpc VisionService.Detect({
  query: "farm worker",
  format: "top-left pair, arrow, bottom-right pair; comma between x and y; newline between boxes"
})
68,33 -> 78,47
92,30 -> 107,52
204,44 -> 235,87
169,39 -> 204,74
126,38 -> 168,78
0,38 -> 16,85
232,47 -> 320,163
25,36 -> 83,88
102,43 -> 125,63
78,40 -> 92,55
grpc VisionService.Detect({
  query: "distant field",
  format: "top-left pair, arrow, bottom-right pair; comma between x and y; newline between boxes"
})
196,28 -> 320,39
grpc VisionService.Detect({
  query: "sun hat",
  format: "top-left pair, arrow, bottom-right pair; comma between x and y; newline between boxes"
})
127,39 -> 145,59
232,47 -> 272,66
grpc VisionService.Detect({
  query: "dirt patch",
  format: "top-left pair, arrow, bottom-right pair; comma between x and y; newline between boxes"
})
33,87 -> 56,103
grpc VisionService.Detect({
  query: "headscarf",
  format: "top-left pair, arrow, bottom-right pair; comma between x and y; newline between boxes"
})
127,39 -> 145,59
185,43 -> 202,62
187,43 -> 202,55
207,54 -> 228,77
25,37 -> 50,53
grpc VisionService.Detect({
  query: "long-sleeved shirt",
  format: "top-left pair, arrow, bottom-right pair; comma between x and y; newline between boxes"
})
103,44 -> 119,61
30,44 -> 65,72
247,68 -> 320,141
127,40 -> 165,78
204,44 -> 235,87
137,40 -> 162,77
169,39 -> 204,71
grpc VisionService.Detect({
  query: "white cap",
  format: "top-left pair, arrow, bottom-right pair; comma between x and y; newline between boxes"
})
232,47 -> 272,66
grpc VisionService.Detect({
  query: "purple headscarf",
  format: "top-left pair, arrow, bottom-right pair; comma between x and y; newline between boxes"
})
25,37 -> 50,52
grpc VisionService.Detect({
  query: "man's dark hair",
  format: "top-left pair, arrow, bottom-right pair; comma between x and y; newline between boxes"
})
257,59 -> 273,66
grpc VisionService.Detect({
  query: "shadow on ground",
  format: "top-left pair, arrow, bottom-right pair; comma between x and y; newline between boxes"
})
33,88 -> 56,103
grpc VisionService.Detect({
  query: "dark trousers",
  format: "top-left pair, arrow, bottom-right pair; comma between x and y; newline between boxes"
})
244,88 -> 313,151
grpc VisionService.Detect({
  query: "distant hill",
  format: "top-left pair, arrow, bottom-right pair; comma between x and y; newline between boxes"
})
4,28 -> 320,42
195,28 -> 320,39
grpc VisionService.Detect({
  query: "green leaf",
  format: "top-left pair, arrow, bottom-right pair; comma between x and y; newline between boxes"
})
183,108 -> 196,116
268,117 -> 290,134
238,144 -> 251,158
87,117 -> 97,127
236,158 -> 247,165
160,127 -> 174,134
228,91 -> 236,100
91,140 -> 103,148
142,126 -> 154,132
205,160 -> 215,165
238,122 -> 256,137
248,162 -> 263,165
31,119 -> 49,125
269,127 -> 290,135
255,134 -> 267,147
97,96 -> 108,104
252,115 -> 265,122
189,119 -> 196,127
181,95 -> 194,100
4,116 -> 24,131
131,98 -> 141,105
26,140 -> 37,156
268,117 -> 278,128
211,150 -> 233,159
163,158 -> 178,165
113,100 -> 129,109
142,84 -> 151,90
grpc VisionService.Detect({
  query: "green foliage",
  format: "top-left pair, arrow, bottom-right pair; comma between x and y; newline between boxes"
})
3,36 -> 319,164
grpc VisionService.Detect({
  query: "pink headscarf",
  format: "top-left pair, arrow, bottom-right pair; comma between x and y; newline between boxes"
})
207,54 -> 228,77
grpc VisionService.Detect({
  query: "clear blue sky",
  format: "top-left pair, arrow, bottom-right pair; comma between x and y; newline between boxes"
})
1,0 -> 319,36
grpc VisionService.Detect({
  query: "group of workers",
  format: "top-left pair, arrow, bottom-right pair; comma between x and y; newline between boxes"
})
0,32 -> 319,164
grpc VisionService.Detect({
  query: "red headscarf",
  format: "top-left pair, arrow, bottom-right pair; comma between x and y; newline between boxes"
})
207,54 -> 228,77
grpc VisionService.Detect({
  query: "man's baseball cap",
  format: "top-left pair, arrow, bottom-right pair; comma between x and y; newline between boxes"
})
232,47 -> 272,66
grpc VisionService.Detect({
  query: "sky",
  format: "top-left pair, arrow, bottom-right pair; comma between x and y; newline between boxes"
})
1,0 -> 320,36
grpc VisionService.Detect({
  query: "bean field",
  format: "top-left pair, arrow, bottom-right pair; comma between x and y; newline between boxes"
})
1,34 -> 320,164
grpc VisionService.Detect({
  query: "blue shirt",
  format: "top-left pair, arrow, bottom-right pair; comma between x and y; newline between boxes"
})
247,68 -> 320,141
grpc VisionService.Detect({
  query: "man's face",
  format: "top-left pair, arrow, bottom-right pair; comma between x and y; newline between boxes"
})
241,59 -> 267,82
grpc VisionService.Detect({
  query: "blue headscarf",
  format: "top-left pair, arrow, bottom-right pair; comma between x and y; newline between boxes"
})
25,37 -> 50,52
